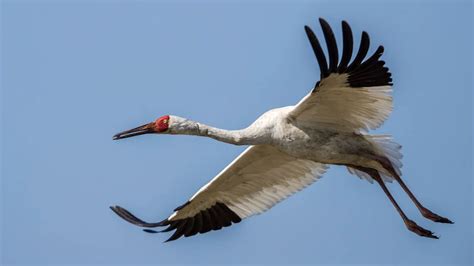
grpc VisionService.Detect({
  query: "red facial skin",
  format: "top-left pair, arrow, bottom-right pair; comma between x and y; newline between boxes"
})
155,115 -> 170,132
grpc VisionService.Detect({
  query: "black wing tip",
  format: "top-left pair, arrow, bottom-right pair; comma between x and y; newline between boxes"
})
304,25 -> 314,34
143,229 -> 160,233
304,21 -> 329,78
110,205 -> 170,227
338,20 -> 354,73
304,25 -> 316,38
111,202 -> 243,242
306,19 -> 392,87
341,20 -> 352,34
319,18 -> 338,73
376,45 -> 384,54
164,235 -> 175,243
348,42 -> 391,87
160,202 -> 242,242
362,31 -> 369,39
318,17 -> 328,25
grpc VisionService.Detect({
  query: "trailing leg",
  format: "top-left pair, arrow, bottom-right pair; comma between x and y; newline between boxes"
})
375,156 -> 453,224
352,165 -> 438,239
395,173 -> 452,223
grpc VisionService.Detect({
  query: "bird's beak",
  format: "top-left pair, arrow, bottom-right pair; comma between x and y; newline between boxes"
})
113,122 -> 155,140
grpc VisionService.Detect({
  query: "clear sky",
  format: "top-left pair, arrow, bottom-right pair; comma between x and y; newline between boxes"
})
1,0 -> 472,265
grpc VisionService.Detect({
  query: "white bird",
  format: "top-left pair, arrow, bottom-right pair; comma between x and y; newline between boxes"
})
111,18 -> 452,242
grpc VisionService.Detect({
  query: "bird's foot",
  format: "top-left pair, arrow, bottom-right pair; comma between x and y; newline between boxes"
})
405,219 -> 438,239
420,208 -> 453,224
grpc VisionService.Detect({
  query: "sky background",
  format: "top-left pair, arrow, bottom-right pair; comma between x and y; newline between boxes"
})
1,0 -> 472,265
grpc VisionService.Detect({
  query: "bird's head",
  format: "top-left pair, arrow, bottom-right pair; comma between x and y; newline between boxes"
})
113,115 -> 172,140
113,115 -> 196,140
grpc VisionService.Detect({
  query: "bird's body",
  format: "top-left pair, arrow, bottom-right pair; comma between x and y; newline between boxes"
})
111,18 -> 452,242
177,107 -> 381,171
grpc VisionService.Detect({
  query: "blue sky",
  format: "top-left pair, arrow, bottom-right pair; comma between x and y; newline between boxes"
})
1,0 -> 472,265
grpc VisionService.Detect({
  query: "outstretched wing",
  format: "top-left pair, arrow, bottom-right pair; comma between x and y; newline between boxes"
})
111,145 -> 327,242
289,18 -> 393,132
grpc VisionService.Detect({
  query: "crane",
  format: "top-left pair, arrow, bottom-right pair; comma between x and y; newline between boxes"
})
110,18 -> 452,242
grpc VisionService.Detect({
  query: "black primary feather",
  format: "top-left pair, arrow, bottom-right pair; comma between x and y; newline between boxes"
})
305,19 -> 392,88
338,21 -> 353,73
319,18 -> 339,73
305,25 -> 329,78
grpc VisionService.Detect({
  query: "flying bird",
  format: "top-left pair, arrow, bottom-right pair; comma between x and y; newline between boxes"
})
110,18 -> 452,242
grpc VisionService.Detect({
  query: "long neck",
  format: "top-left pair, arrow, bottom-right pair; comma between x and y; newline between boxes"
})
171,118 -> 268,146
201,124 -> 259,145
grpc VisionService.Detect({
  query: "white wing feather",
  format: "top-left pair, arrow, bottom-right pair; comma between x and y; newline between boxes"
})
289,73 -> 393,132
169,145 -> 327,221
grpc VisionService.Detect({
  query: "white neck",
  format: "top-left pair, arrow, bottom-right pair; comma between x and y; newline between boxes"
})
169,116 -> 269,146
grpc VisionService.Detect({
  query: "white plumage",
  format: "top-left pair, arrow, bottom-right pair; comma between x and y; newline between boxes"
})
290,77 -> 393,132
111,18 -> 452,242
171,145 -> 327,221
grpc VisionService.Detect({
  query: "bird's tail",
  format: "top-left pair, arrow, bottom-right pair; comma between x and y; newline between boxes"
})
347,135 -> 403,183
